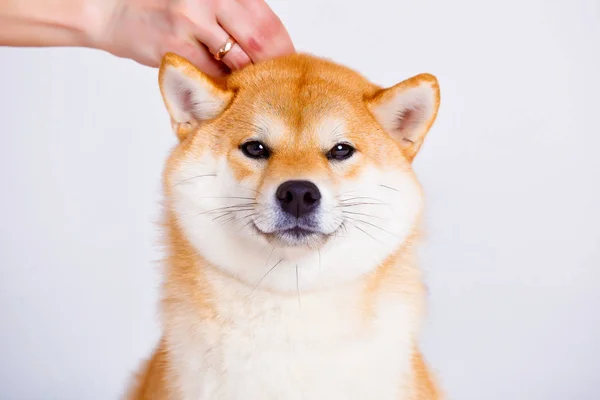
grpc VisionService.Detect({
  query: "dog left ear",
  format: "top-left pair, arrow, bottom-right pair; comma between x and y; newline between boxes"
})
367,74 -> 440,162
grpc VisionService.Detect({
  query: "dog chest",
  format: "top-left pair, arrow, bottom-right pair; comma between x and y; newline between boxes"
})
169,288 -> 415,400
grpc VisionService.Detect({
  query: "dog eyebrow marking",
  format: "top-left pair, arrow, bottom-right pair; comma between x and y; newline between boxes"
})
331,122 -> 345,141
253,113 -> 288,143
315,117 -> 349,147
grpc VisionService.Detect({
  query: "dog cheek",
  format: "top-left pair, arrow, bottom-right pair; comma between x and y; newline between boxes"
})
226,152 -> 256,182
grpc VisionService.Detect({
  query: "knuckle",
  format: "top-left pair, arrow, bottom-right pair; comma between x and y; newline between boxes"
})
245,36 -> 264,55
245,15 -> 283,55
259,13 -> 282,35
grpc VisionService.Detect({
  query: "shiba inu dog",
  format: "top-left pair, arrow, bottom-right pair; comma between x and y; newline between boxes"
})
126,52 -> 441,399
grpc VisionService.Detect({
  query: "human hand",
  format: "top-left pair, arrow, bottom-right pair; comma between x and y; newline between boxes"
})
96,0 -> 295,76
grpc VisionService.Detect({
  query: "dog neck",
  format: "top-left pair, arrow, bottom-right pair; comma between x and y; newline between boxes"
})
159,212 -> 425,325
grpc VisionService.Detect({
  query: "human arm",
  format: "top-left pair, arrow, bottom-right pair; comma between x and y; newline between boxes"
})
0,0 -> 295,76
0,0 -> 105,48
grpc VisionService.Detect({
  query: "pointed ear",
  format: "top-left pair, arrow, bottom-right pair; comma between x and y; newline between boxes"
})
158,52 -> 233,141
368,74 -> 440,162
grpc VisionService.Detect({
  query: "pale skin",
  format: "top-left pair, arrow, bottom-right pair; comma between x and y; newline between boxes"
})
0,0 -> 295,76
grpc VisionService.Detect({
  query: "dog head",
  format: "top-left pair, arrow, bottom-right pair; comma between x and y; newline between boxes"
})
159,53 -> 440,293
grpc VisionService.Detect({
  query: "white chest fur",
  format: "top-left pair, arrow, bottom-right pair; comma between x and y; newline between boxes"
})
165,270 -> 417,400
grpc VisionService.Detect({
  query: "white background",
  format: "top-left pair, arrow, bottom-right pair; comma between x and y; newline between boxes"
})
1,1 -> 599,399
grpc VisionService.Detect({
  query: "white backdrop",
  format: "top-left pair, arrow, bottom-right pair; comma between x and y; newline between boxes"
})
1,1 -> 599,399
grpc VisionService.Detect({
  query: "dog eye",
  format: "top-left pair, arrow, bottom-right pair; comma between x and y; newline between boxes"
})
327,143 -> 355,161
241,141 -> 270,159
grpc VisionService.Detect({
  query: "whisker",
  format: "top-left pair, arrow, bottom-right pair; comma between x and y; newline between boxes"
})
317,248 -> 322,276
197,196 -> 256,200
217,209 -> 255,226
210,208 -> 256,221
379,184 -> 399,192
217,214 -> 238,226
346,221 -> 383,245
212,211 -> 236,221
237,186 -> 262,195
341,210 -> 383,219
344,216 -> 397,237
214,210 -> 259,229
236,214 -> 259,232
296,265 -> 301,308
175,174 -> 216,185
339,196 -> 387,204
340,221 -> 348,236
197,203 -> 257,217
248,258 -> 284,297
335,217 -> 347,237
264,247 -> 275,268
329,218 -> 348,239
203,204 -> 257,212
338,202 -> 389,208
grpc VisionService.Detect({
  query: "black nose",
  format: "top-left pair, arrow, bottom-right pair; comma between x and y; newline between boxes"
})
275,180 -> 321,218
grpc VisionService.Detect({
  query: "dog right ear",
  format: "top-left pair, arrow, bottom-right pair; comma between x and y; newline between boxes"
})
158,52 -> 233,141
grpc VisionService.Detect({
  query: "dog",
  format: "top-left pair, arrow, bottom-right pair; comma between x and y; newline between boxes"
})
125,52 -> 441,400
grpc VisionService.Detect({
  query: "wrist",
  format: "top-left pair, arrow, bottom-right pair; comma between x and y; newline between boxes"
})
73,1 -> 113,49
77,0 -> 123,52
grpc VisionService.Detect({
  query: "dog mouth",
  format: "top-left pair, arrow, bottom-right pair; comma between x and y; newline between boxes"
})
280,226 -> 317,239
251,223 -> 327,246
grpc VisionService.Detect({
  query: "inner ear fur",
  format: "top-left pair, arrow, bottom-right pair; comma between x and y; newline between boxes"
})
158,52 -> 233,141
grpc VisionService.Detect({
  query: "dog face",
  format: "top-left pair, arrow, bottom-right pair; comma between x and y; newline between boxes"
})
159,53 -> 440,293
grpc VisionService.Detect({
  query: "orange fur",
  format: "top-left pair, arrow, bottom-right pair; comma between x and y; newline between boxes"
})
125,340 -> 169,400
408,349 -> 441,400
125,53 -> 442,399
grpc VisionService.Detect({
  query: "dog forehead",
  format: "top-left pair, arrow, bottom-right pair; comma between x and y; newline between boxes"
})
224,54 -> 379,135
230,84 -> 371,148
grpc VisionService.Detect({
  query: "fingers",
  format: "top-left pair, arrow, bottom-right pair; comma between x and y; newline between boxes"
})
171,0 -> 294,74
168,39 -> 229,78
193,21 -> 252,70
216,0 -> 295,64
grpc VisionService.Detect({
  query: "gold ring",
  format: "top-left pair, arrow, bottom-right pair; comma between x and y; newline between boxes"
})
214,37 -> 235,61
